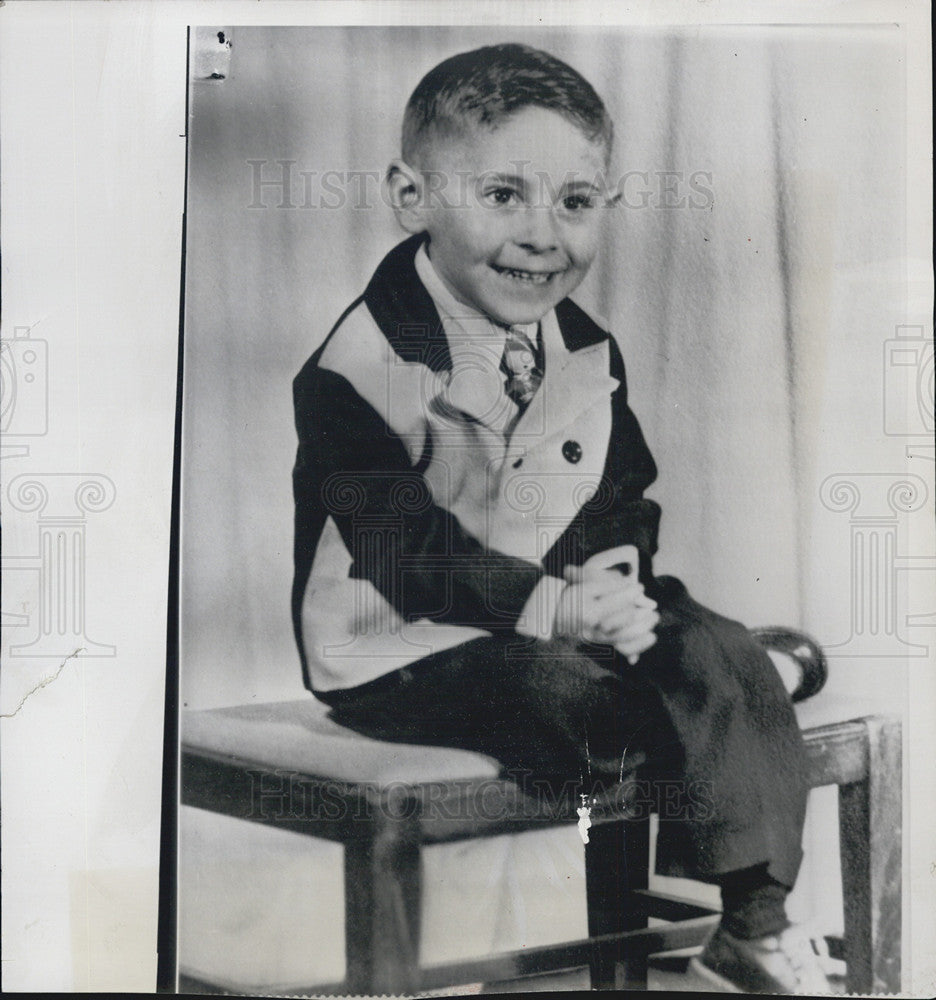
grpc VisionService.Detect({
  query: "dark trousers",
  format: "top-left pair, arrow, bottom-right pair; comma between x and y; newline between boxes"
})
321,576 -> 809,888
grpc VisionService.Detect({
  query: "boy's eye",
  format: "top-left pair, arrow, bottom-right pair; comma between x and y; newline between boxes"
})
486,187 -> 520,206
561,193 -> 595,212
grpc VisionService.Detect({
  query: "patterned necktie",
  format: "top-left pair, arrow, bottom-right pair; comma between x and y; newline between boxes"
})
501,325 -> 543,409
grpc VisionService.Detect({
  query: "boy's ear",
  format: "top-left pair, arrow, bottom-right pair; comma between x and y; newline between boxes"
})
385,159 -> 428,234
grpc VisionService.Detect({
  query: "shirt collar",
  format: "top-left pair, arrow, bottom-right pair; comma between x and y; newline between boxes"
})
414,242 -> 540,344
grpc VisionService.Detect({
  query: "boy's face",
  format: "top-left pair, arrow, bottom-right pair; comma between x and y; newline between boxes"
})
413,107 -> 610,326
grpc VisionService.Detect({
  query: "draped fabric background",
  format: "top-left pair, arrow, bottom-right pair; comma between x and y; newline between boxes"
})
179,26 -> 917,988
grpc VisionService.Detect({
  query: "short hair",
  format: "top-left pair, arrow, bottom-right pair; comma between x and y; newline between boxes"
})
401,43 -> 613,165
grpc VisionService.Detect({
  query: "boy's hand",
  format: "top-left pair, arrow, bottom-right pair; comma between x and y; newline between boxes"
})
553,564 -> 659,664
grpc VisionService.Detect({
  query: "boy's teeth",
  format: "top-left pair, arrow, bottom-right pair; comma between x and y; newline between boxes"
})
499,267 -> 551,284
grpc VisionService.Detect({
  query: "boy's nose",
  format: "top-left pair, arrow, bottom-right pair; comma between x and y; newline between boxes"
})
514,206 -> 558,253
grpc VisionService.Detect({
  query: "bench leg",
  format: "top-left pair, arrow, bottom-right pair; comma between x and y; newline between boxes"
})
839,716 -> 902,994
344,812 -> 422,995
586,814 -> 651,989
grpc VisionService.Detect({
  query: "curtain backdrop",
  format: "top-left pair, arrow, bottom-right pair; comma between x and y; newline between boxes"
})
179,26 -> 913,988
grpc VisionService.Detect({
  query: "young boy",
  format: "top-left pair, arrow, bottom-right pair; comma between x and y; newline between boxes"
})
291,43 -> 829,993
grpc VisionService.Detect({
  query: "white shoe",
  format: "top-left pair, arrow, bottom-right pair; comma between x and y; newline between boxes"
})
689,924 -> 833,994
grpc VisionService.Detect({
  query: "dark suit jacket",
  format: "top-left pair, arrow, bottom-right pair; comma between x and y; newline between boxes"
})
292,233 -> 661,695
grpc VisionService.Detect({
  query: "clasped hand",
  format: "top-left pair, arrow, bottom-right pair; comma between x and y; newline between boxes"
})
553,559 -> 659,664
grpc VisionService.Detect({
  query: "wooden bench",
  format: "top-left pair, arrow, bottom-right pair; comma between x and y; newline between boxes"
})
180,694 -> 901,994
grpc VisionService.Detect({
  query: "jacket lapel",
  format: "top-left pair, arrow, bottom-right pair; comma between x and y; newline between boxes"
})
362,233 -> 453,372
510,304 -> 619,443
362,236 -> 619,441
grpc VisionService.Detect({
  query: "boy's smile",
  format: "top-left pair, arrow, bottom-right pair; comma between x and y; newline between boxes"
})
397,107 -> 611,326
